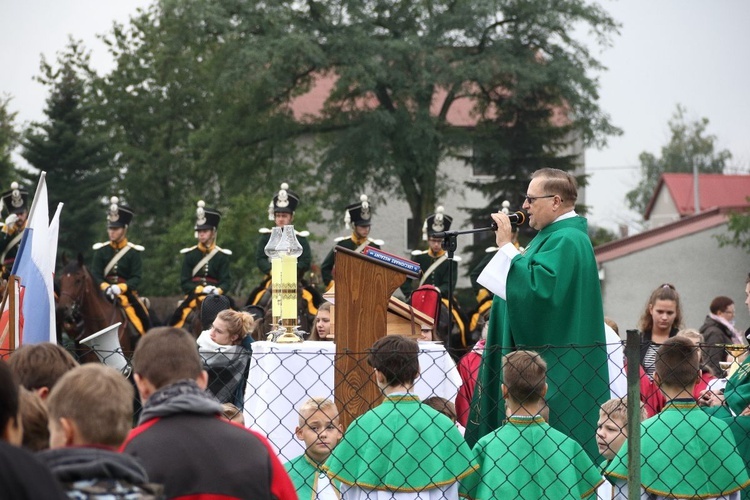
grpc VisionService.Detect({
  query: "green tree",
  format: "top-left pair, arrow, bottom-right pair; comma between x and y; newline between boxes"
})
293,0 -> 620,248
626,104 -> 732,215
21,40 -> 115,262
717,205 -> 750,253
95,0 -> 621,294
97,1 -> 324,295
0,95 -> 19,187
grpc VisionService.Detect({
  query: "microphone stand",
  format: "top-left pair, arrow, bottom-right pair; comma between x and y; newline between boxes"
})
434,226 -> 494,356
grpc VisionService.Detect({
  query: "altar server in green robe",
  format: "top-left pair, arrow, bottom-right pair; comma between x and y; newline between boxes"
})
284,397 -> 342,500
466,168 -> 610,461
460,350 -> 603,499
605,337 -> 750,499
324,335 -> 477,499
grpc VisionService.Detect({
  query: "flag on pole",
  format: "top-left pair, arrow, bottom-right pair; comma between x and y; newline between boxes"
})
9,172 -> 62,344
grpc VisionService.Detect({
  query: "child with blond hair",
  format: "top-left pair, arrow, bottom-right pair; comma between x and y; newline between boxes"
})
37,364 -> 161,497
285,397 -> 343,499
595,397 -> 646,499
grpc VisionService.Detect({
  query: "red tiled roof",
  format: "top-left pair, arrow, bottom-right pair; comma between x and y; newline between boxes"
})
287,72 -> 570,128
644,173 -> 750,220
595,206 -> 747,264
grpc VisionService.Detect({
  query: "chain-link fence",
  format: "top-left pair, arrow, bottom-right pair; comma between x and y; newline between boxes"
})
3,334 -> 750,499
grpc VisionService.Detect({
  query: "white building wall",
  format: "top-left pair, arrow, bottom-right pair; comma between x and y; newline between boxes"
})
648,190 -> 681,228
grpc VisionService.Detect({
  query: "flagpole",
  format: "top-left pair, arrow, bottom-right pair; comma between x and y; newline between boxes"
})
8,275 -> 18,349
25,171 -> 47,228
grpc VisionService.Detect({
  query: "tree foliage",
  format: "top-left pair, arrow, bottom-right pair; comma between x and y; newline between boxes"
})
0,96 -> 19,187
96,1 -> 324,295
287,0 -> 621,249
717,207 -> 750,253
626,104 -> 732,215
26,0 -> 622,296
21,40 -> 116,262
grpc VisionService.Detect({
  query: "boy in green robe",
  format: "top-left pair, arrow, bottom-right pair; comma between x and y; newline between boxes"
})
604,337 -> 750,499
595,397 -> 647,500
466,168 -> 610,460
323,335 -> 477,499
460,350 -> 603,499
284,397 -> 343,500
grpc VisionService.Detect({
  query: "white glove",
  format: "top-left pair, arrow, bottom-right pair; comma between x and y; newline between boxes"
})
106,285 -> 122,299
202,285 -> 217,295
4,214 -> 17,227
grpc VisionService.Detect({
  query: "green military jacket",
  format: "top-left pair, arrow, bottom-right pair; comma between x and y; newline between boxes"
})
0,227 -> 24,276
403,249 -> 458,298
180,243 -> 231,294
255,228 -> 312,277
91,240 -> 144,291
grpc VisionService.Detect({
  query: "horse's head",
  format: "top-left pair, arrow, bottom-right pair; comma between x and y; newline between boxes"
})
57,257 -> 91,328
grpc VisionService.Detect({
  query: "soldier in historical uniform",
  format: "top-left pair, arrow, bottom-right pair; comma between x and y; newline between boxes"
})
0,182 -> 29,279
468,201 -> 524,332
320,194 -> 384,291
402,206 -> 459,299
170,201 -> 232,329
248,183 -> 319,326
254,183 -> 312,282
91,197 -> 151,335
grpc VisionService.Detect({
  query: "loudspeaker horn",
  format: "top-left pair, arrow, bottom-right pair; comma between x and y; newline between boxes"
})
79,322 -> 130,376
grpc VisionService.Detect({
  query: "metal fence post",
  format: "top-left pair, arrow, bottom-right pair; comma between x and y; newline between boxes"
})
626,329 -> 642,500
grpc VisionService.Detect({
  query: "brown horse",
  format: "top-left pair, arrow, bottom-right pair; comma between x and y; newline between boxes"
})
57,256 -> 137,364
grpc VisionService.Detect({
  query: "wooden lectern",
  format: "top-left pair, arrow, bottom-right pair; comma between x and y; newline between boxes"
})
333,247 -> 419,430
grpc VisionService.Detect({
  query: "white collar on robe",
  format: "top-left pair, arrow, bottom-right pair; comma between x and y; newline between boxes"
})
551,209 -> 577,225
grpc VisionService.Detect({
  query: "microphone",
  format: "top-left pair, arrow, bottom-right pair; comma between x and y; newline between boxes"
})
430,211 -> 526,238
491,211 -> 526,229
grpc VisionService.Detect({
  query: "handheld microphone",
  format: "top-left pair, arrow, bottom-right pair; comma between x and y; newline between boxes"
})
491,211 -> 525,229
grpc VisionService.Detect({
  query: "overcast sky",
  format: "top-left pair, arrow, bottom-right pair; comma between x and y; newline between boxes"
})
1,0 -> 748,234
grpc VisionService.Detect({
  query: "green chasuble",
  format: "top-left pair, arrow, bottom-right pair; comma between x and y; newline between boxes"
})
285,454 -> 340,500
465,216 -> 609,462
705,404 -> 750,500
323,395 -> 477,492
605,401 -> 750,498
459,415 -> 602,499
724,357 -> 750,416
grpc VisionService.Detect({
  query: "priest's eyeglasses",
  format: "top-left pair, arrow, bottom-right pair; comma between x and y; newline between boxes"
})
524,194 -> 556,204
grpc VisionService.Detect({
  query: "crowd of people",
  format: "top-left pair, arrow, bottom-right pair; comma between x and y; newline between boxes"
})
1,168 -> 749,499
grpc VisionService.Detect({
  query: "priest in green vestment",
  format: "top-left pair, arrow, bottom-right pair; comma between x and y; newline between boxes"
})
465,168 -> 610,461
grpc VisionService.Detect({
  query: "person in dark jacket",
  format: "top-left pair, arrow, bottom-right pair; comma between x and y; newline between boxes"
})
700,295 -> 742,377
0,359 -> 66,499
122,327 -> 296,500
37,363 -> 161,498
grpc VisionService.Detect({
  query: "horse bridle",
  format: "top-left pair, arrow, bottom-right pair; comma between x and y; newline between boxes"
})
59,272 -> 88,337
